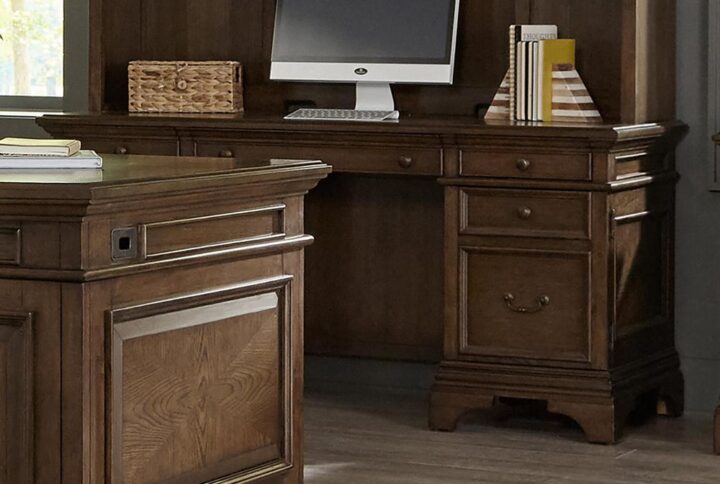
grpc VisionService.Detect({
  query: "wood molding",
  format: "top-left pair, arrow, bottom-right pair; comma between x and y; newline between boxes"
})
0,311 -> 34,484
0,227 -> 21,266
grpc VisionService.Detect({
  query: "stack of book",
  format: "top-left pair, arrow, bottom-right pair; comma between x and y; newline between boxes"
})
0,138 -> 103,169
511,25 -> 575,122
486,25 -> 601,123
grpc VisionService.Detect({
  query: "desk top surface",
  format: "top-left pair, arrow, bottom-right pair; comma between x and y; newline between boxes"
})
38,112 -> 687,143
0,155 -> 331,202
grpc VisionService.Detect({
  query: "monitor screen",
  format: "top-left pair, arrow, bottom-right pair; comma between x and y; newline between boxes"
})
272,0 -> 458,65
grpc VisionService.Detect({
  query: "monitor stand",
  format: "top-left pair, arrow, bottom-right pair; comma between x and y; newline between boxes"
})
355,83 -> 400,119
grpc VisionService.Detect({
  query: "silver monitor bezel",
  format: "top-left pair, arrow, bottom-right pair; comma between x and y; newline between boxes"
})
270,0 -> 461,85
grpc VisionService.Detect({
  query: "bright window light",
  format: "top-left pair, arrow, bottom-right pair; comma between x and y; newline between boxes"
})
0,0 -> 63,98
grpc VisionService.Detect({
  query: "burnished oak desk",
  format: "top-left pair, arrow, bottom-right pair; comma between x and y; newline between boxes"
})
40,114 -> 687,450
0,156 -> 330,483
31,2 -> 687,481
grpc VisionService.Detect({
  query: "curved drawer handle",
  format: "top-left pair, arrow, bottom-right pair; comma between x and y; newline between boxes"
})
503,293 -> 550,314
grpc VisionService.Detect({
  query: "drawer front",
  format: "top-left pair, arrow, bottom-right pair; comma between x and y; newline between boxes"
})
142,205 -> 285,259
461,189 -> 590,240
460,150 -> 591,181
89,203 -> 286,268
195,141 -> 442,176
460,247 -> 591,363
81,137 -> 179,156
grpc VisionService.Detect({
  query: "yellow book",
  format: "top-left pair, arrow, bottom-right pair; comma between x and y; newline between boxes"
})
539,40 -> 576,121
0,137 -> 81,156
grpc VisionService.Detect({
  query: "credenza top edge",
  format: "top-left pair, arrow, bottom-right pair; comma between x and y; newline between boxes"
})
36,113 -> 688,145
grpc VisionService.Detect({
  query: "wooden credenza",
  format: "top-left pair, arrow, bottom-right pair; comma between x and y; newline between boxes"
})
0,156 -> 330,483
39,114 -> 687,445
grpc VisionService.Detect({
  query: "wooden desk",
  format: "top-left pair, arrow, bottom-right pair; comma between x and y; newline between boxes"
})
0,156 -> 330,483
39,114 -> 688,446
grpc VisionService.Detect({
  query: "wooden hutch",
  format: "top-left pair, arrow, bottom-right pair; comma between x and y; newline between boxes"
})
35,1 -> 686,479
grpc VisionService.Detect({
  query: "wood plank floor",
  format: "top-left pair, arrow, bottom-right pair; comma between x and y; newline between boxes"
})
304,387 -> 720,483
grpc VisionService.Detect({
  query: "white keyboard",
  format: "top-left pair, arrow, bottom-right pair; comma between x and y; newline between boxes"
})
284,109 -> 400,122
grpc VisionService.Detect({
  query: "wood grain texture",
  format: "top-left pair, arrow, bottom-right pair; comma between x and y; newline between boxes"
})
461,189 -> 591,240
0,281 -> 62,483
109,286 -> 290,484
0,312 -> 33,484
304,175 -> 444,361
460,246 -> 591,363
83,0 -> 674,122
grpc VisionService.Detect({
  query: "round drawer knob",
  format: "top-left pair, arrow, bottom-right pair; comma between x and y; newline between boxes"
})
518,207 -> 533,220
516,159 -> 531,171
219,149 -> 234,158
398,156 -> 414,169
115,146 -> 128,155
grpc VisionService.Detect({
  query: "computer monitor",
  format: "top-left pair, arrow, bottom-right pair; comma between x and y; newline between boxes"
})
270,0 -> 461,115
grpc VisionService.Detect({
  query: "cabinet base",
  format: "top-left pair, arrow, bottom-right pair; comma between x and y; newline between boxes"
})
429,354 -> 683,444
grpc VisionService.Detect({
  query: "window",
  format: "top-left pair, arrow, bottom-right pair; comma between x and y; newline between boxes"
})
0,0 -> 63,109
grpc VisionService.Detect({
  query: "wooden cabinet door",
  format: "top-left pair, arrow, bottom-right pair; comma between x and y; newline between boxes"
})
0,280 -> 62,484
106,276 -> 294,484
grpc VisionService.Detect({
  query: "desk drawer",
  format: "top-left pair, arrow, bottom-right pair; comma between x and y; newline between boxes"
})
460,150 -> 591,181
460,246 -> 591,363
81,137 -> 179,156
461,189 -> 591,240
195,141 -> 442,176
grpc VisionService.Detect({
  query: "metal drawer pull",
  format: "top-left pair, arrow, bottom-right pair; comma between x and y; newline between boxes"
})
516,159 -> 531,171
115,146 -> 128,155
503,293 -> 550,314
398,156 -> 414,168
517,207 -> 533,220
219,149 -> 234,158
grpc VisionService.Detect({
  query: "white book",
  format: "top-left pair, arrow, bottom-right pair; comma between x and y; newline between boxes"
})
510,25 -> 558,121
532,41 -> 540,121
524,42 -> 531,120
538,41 -> 545,121
516,42 -> 525,121
0,150 -> 103,169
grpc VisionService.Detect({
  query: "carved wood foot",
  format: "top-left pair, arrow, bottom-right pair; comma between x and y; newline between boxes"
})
429,390 -> 495,432
656,371 -> 685,418
547,399 -> 634,444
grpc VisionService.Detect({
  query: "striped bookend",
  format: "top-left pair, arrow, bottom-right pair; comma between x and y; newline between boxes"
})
484,70 -> 512,120
551,64 -> 602,123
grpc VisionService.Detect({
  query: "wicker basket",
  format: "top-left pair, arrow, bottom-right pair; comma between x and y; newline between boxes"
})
128,61 -> 243,113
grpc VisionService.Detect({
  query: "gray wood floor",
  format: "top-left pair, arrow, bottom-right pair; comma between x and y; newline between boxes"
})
304,387 -> 720,483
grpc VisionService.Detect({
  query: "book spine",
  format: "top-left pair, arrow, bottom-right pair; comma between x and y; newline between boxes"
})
508,25 -> 517,120
532,41 -> 541,121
